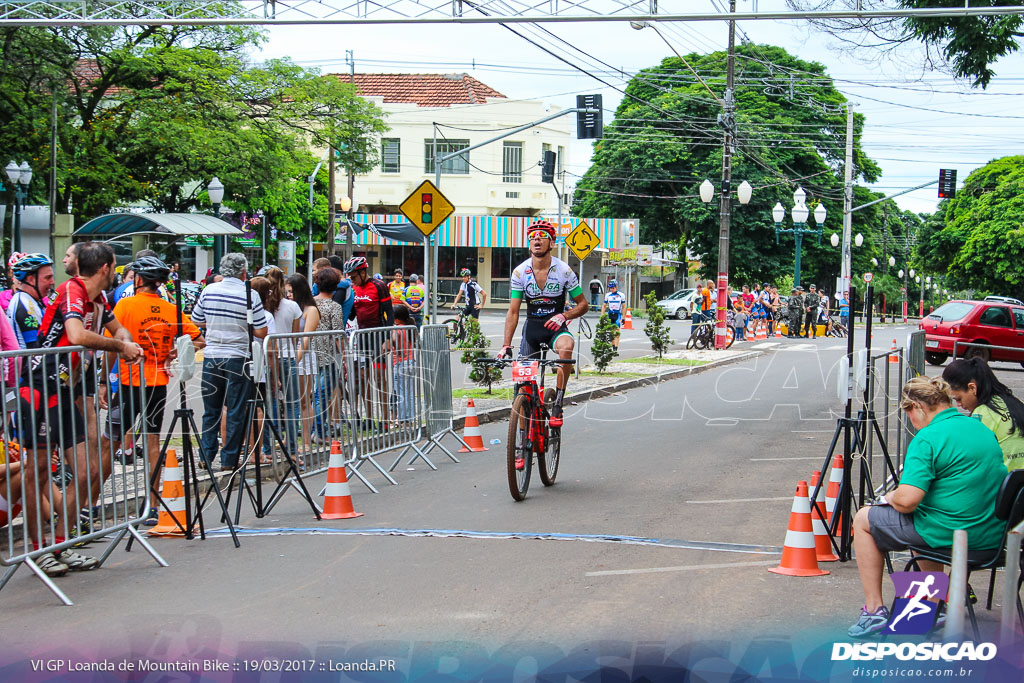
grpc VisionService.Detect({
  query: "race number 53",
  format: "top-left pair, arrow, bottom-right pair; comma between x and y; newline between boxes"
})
511,361 -> 539,381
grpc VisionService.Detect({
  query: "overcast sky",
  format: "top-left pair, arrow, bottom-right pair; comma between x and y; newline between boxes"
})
255,1 -> 1024,217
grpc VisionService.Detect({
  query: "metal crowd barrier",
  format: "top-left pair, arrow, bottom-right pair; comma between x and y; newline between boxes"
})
0,345 -> 166,605
418,324 -> 471,460
261,324 -> 443,500
862,343 -> 910,497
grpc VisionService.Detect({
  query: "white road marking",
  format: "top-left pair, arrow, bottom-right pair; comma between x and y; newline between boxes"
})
752,342 -> 780,349
777,344 -> 815,351
685,496 -> 794,504
751,456 -> 823,461
586,559 -> 778,576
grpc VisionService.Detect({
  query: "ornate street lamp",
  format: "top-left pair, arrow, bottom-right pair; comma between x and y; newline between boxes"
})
774,187 -> 825,288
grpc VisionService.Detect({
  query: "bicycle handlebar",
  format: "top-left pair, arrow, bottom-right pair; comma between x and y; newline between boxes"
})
475,357 -> 576,368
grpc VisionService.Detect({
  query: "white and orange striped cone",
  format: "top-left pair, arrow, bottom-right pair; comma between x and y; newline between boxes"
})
775,322 -> 783,338
622,308 -> 633,330
889,339 -> 899,364
458,399 -> 488,452
809,471 -> 838,562
825,453 -> 846,535
148,449 -> 188,536
756,320 -> 767,341
322,441 -> 363,519
726,326 -> 735,346
768,481 -> 830,577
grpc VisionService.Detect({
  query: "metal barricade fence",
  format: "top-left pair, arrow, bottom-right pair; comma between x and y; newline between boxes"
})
1001,517 -> 1024,645
862,343 -> 910,499
418,324 -> 471,459
0,345 -> 166,605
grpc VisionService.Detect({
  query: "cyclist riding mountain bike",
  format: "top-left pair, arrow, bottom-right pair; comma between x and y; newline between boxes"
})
7,253 -> 56,350
599,280 -> 626,350
499,220 -> 589,426
451,267 -> 486,318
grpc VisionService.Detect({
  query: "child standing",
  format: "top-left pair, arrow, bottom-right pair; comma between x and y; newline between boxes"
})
732,299 -> 748,340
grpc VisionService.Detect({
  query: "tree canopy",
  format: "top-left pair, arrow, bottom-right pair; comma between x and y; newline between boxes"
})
786,0 -> 1024,88
0,17 -> 388,257
914,155 -> 1024,298
573,44 -> 882,288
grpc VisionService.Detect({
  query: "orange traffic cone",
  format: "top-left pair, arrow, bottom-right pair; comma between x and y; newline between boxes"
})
889,339 -> 899,364
459,399 -> 488,452
756,320 -> 767,341
149,449 -> 188,536
768,481 -> 830,577
726,326 -> 735,346
622,308 -> 633,330
825,453 -> 844,529
775,322 -> 783,338
809,471 -> 838,562
322,441 -> 363,519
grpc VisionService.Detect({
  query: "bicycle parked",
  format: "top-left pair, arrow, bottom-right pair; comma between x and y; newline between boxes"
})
686,312 -> 736,350
443,305 -> 470,344
826,315 -> 848,338
476,346 -> 574,501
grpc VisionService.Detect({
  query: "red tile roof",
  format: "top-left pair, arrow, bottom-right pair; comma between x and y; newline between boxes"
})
332,73 -> 507,107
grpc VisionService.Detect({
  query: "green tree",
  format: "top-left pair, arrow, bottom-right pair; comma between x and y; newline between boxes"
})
643,291 -> 672,359
591,314 -> 619,373
459,316 -> 501,389
573,44 -> 881,288
787,0 -> 1024,88
916,156 -> 1024,297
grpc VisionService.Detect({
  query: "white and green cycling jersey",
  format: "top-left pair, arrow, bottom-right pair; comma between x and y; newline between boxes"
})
510,256 -> 583,320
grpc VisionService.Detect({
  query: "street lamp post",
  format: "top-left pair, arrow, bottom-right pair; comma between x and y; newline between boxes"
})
774,187 -> 826,288
5,160 -> 33,253
699,177 -> 752,349
208,176 -> 225,270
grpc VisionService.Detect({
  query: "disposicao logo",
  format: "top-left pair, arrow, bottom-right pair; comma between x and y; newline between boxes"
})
887,571 -> 948,635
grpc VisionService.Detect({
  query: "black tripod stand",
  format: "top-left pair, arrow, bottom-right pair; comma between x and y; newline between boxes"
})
129,275 -> 240,549
225,279 -> 320,522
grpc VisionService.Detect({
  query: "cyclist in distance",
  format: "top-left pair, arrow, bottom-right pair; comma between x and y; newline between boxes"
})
499,221 -> 589,426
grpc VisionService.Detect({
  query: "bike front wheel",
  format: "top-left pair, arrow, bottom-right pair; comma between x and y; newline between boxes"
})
507,393 -> 533,501
443,318 -> 464,344
538,388 -> 560,486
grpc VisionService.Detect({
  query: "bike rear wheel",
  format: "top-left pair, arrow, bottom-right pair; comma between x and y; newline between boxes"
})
443,318 -> 465,344
507,393 -> 533,501
538,388 -> 560,486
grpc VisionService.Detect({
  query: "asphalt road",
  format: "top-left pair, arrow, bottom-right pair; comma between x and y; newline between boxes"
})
2,323 -> 1017,672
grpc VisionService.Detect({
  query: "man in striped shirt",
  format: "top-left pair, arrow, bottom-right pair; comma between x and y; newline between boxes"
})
191,253 -> 268,470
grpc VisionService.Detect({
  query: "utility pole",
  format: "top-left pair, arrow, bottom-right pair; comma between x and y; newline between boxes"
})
714,0 -> 738,350
882,202 -> 889,275
841,105 -> 854,301
327,148 -> 336,255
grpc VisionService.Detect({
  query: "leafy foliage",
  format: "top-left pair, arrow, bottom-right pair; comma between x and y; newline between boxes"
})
459,316 -> 501,388
591,314 -> 619,373
573,44 -> 881,288
643,291 -> 672,359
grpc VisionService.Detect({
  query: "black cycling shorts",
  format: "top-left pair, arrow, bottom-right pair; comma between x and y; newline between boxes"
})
519,321 -> 573,359
18,386 -> 86,451
118,384 -> 169,435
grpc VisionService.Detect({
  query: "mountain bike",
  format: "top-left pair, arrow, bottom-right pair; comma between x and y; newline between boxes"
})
476,347 -> 575,501
686,315 -> 735,350
443,306 -> 470,344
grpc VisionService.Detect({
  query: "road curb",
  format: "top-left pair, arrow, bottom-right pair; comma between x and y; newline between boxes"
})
454,350 -> 764,430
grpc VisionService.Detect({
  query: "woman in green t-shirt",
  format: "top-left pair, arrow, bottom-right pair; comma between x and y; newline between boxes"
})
943,358 -> 1024,471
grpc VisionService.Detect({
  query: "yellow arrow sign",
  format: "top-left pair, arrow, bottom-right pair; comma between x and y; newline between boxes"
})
566,221 -> 601,261
399,180 -> 455,237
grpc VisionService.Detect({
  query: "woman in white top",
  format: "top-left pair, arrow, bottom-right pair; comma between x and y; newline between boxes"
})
264,268 -> 302,459
285,273 -> 321,454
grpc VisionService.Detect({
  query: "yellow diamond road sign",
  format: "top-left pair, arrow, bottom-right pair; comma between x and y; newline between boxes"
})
399,180 -> 454,237
566,221 -> 600,261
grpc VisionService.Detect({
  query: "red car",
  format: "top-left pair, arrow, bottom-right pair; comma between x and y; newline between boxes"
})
921,300 -> 1024,366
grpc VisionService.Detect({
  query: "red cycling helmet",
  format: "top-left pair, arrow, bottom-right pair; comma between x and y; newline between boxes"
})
343,256 -> 368,274
525,220 -> 557,241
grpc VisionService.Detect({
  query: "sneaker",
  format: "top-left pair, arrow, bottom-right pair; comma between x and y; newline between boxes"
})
36,552 -> 69,577
143,508 -> 159,527
848,605 -> 890,637
57,549 -> 99,571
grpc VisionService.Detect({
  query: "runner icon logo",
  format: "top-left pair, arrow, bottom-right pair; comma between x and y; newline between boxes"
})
887,571 -> 948,634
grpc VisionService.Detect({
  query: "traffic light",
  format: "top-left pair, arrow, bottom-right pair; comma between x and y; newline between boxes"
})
576,94 -> 603,139
541,150 -> 556,184
938,169 -> 957,198
422,193 -> 433,224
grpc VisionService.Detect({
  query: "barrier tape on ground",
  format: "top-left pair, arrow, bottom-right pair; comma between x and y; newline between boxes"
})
0,345 -> 166,606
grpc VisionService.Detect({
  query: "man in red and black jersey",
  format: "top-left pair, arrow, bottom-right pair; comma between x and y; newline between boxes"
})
18,242 -> 142,574
343,257 -> 394,429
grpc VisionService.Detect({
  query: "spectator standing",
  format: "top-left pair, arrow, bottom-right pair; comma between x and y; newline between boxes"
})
62,243 -> 80,278
847,376 -> 1007,637
838,291 -> 850,332
700,280 -> 715,323
588,276 -> 603,307
802,284 -> 820,338
265,268 -> 301,457
788,287 -> 803,337
768,285 -> 781,336
943,358 -> 1024,471
0,252 -> 26,313
106,256 -> 203,524
191,253 -> 268,471
451,268 -> 486,318
285,273 -> 320,452
404,274 -> 426,327
732,297 -> 747,340
312,268 -> 347,440
740,285 -> 754,312
818,290 -> 830,327
388,269 -> 407,308
327,255 -> 355,324
389,306 -> 418,426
